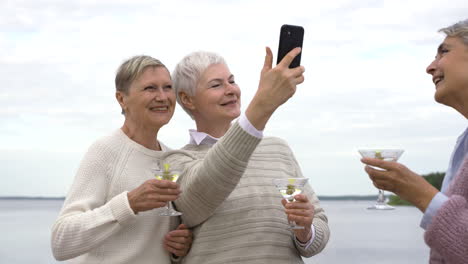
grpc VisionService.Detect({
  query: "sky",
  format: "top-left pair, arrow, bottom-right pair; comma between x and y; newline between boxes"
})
1,0 -> 467,197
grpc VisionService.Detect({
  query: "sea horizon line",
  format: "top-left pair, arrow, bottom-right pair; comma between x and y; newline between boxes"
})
0,195 -> 380,201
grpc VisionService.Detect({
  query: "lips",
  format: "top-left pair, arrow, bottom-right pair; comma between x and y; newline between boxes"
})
150,106 -> 170,111
433,76 -> 444,86
220,100 -> 237,106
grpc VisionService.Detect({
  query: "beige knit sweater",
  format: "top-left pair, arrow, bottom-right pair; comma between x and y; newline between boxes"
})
51,129 -> 178,263
163,122 -> 330,264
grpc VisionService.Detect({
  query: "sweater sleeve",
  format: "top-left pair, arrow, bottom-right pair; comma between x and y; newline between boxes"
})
297,185 -> 330,258
162,122 -> 262,228
284,140 -> 330,257
51,141 -> 137,261
424,158 -> 468,264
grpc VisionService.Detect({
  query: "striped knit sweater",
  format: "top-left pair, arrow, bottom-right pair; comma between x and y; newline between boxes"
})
425,156 -> 468,264
163,122 -> 330,264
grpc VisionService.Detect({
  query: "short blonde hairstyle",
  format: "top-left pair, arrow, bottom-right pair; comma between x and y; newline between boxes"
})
115,55 -> 167,94
439,19 -> 468,45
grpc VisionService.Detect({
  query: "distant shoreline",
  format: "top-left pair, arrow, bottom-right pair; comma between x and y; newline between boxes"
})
318,195 -> 378,201
0,196 -> 65,200
0,195 -> 379,201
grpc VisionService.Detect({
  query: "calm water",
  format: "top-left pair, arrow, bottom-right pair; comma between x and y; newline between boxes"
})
0,199 -> 429,263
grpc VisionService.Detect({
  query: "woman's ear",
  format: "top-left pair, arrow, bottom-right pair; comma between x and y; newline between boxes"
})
179,92 -> 196,110
116,91 -> 127,113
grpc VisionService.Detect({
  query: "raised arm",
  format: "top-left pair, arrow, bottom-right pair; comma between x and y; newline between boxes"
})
164,47 -> 305,228
163,122 -> 261,227
246,47 -> 304,130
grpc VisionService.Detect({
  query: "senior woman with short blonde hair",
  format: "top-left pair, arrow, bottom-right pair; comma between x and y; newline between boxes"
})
51,55 -> 192,263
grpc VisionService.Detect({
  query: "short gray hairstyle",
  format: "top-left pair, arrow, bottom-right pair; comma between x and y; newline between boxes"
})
115,55 -> 167,114
172,51 -> 226,119
439,19 -> 468,45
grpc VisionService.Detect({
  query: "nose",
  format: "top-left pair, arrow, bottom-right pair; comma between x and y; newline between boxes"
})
155,88 -> 169,101
224,81 -> 237,96
426,59 -> 436,75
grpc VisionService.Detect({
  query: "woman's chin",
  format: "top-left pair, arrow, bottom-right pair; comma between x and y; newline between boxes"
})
149,118 -> 171,129
434,87 -> 450,106
228,112 -> 241,121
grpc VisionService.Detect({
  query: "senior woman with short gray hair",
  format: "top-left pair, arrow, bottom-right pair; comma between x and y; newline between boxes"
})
162,47 -> 329,263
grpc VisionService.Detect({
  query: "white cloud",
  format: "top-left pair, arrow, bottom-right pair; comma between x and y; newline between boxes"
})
0,0 -> 466,196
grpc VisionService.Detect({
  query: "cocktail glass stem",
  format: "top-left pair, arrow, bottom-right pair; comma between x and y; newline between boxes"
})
161,201 -> 182,216
368,189 -> 394,210
166,202 -> 173,214
377,189 -> 386,203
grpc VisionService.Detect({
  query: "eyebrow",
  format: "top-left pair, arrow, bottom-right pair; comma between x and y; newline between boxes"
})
437,43 -> 452,54
208,74 -> 235,83
437,44 -> 444,53
142,81 -> 172,88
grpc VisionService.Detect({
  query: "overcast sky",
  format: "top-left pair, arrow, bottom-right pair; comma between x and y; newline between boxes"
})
1,0 -> 467,197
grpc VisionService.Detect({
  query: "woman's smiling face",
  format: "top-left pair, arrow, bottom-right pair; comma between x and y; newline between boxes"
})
121,66 -> 176,130
190,63 -> 241,124
426,36 -> 468,107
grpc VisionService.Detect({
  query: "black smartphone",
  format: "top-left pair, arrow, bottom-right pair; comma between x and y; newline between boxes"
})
277,24 -> 304,68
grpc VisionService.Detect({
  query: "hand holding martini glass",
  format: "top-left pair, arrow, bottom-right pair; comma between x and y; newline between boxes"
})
153,163 -> 182,216
273,178 -> 309,229
358,149 -> 404,210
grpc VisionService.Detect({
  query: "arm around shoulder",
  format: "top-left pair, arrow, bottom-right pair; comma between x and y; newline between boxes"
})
162,122 -> 262,227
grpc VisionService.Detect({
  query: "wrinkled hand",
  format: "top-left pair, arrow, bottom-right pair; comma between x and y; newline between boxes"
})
282,194 -> 314,243
127,179 -> 181,214
246,47 -> 305,130
257,46 -> 305,109
164,224 -> 193,257
361,157 -> 438,212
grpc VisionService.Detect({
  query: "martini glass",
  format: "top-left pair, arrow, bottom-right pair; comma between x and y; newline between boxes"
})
358,149 -> 404,210
273,178 -> 309,229
153,163 -> 182,216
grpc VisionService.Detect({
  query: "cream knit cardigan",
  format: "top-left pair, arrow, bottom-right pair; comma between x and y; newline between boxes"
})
51,129 -> 178,263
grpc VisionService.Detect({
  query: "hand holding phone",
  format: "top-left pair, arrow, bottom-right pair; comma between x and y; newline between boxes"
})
277,24 -> 304,68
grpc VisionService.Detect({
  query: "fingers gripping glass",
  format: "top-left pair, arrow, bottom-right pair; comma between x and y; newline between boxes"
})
153,163 -> 182,216
273,178 -> 309,229
358,149 -> 404,210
